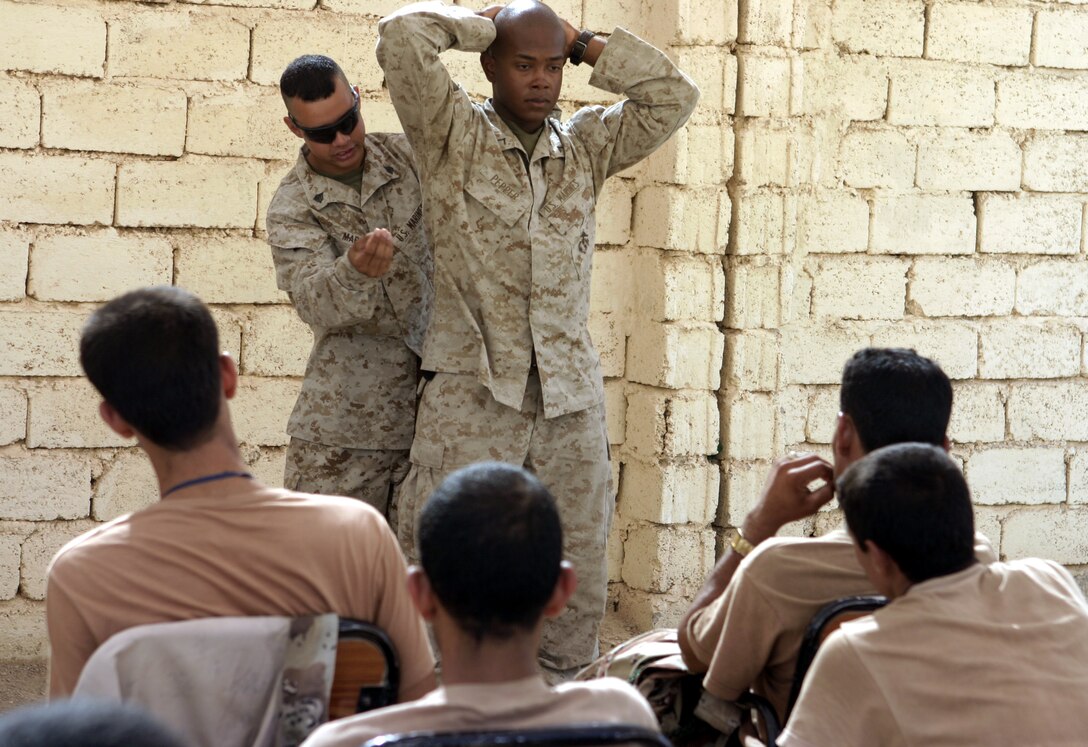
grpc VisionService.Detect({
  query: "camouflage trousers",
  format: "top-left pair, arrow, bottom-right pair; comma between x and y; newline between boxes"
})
398,370 -> 613,671
284,437 -> 410,525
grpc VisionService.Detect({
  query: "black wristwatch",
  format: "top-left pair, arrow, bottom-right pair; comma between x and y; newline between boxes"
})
569,29 -> 596,65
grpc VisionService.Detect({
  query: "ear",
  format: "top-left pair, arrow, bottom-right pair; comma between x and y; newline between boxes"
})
480,50 -> 497,82
542,561 -> 577,619
99,401 -> 136,439
941,434 -> 951,452
832,412 -> 854,460
407,566 -> 439,621
220,353 -> 239,400
284,114 -> 305,140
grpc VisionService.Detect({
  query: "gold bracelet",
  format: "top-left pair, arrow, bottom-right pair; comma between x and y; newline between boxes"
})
731,530 -> 756,557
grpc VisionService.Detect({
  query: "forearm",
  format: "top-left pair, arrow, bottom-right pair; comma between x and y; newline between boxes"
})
272,247 -> 389,331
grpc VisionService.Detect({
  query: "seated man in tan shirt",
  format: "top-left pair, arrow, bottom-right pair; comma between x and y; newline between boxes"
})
303,462 -> 659,747
47,286 -> 436,702
782,443 -> 1088,746
677,348 -> 995,728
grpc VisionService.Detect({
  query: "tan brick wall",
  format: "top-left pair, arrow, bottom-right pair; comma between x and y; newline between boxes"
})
0,0 -> 1085,657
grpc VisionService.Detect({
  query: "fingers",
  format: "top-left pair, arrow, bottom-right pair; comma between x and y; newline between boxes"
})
353,228 -> 394,277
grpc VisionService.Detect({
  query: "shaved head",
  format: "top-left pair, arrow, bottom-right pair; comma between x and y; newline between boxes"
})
491,0 -> 565,56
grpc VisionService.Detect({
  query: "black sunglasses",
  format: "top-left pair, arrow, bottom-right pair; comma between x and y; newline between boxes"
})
291,90 -> 360,144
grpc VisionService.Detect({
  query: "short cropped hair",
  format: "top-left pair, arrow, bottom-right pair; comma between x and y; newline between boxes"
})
0,700 -> 188,747
418,462 -> 562,641
840,348 -> 952,452
80,286 -> 221,451
838,442 -> 975,584
279,54 -> 349,102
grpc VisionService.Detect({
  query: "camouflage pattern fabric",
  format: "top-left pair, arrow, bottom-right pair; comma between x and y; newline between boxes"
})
284,437 -> 409,520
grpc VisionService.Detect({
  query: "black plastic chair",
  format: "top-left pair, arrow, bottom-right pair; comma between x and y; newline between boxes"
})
330,618 -> 400,720
362,724 -> 671,747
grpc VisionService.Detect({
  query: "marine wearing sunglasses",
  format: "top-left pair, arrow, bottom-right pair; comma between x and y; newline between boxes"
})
283,79 -> 367,178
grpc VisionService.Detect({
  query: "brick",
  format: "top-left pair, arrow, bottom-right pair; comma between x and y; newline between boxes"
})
212,308 -> 245,362
633,186 -> 723,254
781,323 -> 869,385
640,0 -> 737,46
0,453 -> 90,521
967,448 -> 1066,506
42,82 -> 185,156
93,450 -> 159,522
232,377 -> 297,446
0,78 -> 39,149
812,257 -> 908,320
736,123 -> 815,190
626,324 -> 724,390
111,11 -> 248,81
671,46 -> 728,122
832,0 -> 924,56
25,379 -> 125,449
0,597 -> 48,659
595,179 -> 633,246
725,260 -> 780,329
0,534 -> 19,600
741,0 -> 793,45
588,314 -> 625,378
928,3 -> 1032,66
718,459 -> 769,528
972,506 -> 1004,554
28,230 -> 172,302
806,387 -> 838,444
632,253 -> 724,323
801,54 -> 887,122
625,386 -> 718,458
0,3 -> 104,76
0,229 -> 29,301
1023,135 -> 1088,193
800,192 -> 866,254
738,54 -> 790,118
980,195 -> 1082,255
949,383 -> 1005,444
117,158 -> 258,229
613,586 -> 692,630
872,196 -> 975,255
1035,9 -> 1088,69
246,446 -> 288,490
1003,507 -> 1088,564
322,0 -> 411,15
916,131 -> 1021,192
604,380 -> 626,445
188,89 -> 298,161
997,73 -> 1088,130
241,306 -> 312,377
723,392 -> 775,460
870,320 -> 978,380
621,524 -> 714,593
0,311 -> 87,376
1070,452 -> 1088,505
21,521 -> 96,600
910,259 -> 1015,317
724,330 -> 778,392
723,55 -> 738,115
175,236 -> 287,304
979,321 -> 1080,380
257,168 -> 287,238
0,386 -> 27,446
641,125 -> 731,186
606,519 -> 625,584
589,250 -> 635,316
732,192 -> 784,255
839,129 -> 915,190
0,154 -> 114,226
1008,383 -> 1088,441
252,19 -> 381,88
620,458 -> 719,525
888,63 -> 995,127
1018,261 -> 1088,316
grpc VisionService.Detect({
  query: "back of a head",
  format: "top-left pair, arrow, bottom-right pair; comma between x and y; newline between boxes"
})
840,347 -> 952,452
0,700 -> 189,747
80,286 -> 221,451
838,442 -> 975,584
279,54 -> 348,102
419,462 -> 562,641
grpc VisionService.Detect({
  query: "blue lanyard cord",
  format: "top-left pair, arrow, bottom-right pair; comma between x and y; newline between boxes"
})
161,471 -> 255,498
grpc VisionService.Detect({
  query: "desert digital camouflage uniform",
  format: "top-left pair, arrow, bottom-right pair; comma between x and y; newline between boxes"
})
377,2 -> 698,669
266,132 -> 433,517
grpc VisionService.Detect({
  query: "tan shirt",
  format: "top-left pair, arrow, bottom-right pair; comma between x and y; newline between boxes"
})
46,484 -> 435,700
377,2 -> 698,418
683,528 -> 997,722
780,559 -> 1088,747
302,675 -> 660,747
266,134 -> 433,449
